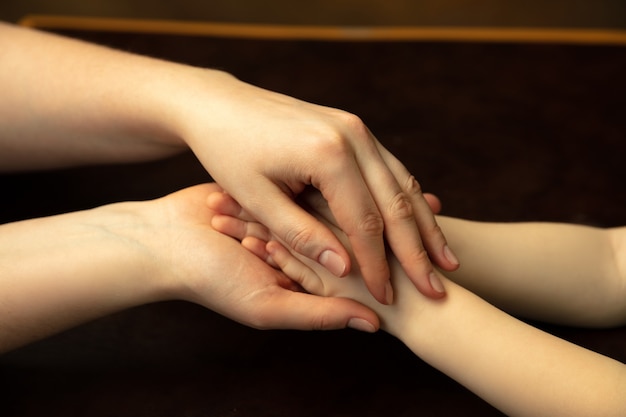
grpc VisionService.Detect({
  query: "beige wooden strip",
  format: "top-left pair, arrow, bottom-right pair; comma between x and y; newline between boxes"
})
19,15 -> 626,46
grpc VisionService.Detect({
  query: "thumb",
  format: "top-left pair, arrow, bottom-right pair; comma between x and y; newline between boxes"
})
262,290 -> 379,333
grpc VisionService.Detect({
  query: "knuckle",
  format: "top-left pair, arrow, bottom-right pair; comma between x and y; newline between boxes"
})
311,131 -> 352,165
357,211 -> 385,236
337,111 -> 367,133
316,111 -> 368,153
404,246 -> 432,268
423,222 -> 446,244
284,226 -> 316,254
428,222 -> 444,238
311,313 -> 330,331
387,191 -> 414,221
404,175 -> 423,196
340,113 -> 376,148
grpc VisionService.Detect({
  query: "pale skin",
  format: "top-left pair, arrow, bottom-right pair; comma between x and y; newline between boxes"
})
209,189 -> 626,417
0,21 -> 459,306
0,183 -> 381,354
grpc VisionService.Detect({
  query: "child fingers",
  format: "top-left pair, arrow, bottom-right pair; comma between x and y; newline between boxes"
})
212,214 -> 271,242
206,191 -> 256,221
241,236 -> 277,268
266,240 -> 325,296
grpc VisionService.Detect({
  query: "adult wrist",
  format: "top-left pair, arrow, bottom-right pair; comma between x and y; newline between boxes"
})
89,202 -> 177,304
150,65 -> 241,149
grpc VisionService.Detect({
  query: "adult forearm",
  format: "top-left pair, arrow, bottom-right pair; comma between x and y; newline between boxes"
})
0,203 -> 169,352
0,22 -> 225,170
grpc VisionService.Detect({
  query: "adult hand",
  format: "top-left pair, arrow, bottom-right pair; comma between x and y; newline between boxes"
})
0,182 -> 379,352
0,23 -> 454,305
140,183 -> 379,333
173,72 -> 459,303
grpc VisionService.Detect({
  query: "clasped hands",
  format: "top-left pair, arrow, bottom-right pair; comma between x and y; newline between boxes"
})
177,73 -> 459,308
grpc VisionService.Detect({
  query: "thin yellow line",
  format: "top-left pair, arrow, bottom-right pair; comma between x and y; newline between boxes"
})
18,15 -> 626,45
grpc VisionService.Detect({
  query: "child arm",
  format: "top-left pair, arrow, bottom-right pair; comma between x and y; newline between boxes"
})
267,218 -> 626,417
210,190 -> 626,416
438,217 -> 626,327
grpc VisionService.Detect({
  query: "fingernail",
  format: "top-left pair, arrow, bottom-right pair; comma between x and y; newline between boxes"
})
444,245 -> 460,266
384,280 -> 394,305
429,272 -> 446,294
266,254 -> 278,269
319,250 -> 346,277
347,318 -> 376,333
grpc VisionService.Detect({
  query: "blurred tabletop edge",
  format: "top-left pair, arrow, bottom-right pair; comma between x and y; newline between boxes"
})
18,14 -> 626,45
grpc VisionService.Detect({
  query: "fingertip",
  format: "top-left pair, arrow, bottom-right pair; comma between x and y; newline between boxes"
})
347,317 -> 378,333
423,192 -> 442,214
414,272 -> 447,299
346,299 -> 380,332
206,196 -> 217,212
210,213 -> 231,232
276,292 -> 379,332
430,244 -> 461,272
443,245 -> 460,270
319,249 -> 348,277
206,191 -> 232,214
384,280 -> 394,305
265,240 -> 295,270
242,236 -> 272,263
261,194 -> 353,279
429,272 -> 447,297
210,213 -> 242,238
357,258 -> 392,305
326,298 -> 380,332
206,190 -> 254,221
369,278 -> 393,305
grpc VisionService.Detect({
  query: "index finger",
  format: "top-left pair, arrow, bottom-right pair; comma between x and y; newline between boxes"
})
319,155 -> 392,305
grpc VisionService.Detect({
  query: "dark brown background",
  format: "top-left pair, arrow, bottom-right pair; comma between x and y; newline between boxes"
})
3,1 -> 626,28
1,29 -> 625,416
